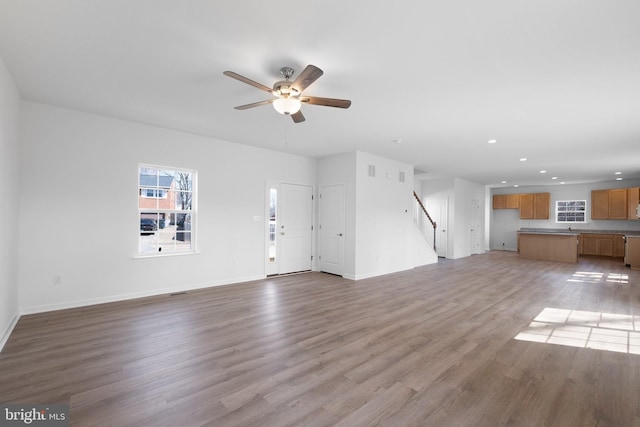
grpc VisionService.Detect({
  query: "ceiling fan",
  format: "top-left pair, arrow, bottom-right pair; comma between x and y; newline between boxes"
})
223,65 -> 351,123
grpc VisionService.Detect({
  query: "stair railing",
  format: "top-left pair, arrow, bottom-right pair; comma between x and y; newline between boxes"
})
413,191 -> 437,252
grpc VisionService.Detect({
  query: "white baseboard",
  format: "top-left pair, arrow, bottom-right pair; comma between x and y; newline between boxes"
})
0,313 -> 20,352
19,275 -> 266,315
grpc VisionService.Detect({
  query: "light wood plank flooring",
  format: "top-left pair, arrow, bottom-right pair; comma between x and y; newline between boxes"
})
2,251 -> 640,426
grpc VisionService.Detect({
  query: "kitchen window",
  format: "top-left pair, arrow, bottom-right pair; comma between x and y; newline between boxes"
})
556,200 -> 586,223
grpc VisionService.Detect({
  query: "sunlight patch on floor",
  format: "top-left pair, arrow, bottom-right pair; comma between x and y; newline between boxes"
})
515,307 -> 640,354
567,271 -> 628,284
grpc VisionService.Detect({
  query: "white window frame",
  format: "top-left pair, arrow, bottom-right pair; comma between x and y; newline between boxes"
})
138,164 -> 197,257
555,200 -> 587,223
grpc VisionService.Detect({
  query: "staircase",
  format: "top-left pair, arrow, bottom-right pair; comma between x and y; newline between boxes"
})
412,191 -> 439,266
413,191 -> 437,251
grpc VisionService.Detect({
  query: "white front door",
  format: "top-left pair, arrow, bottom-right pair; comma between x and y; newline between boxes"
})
425,196 -> 448,258
279,183 -> 313,274
319,184 -> 345,276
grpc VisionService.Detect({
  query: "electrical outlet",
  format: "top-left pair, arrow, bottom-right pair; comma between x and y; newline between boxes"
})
53,275 -> 62,286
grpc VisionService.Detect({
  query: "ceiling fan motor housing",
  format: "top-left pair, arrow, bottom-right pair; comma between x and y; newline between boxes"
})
272,81 -> 299,97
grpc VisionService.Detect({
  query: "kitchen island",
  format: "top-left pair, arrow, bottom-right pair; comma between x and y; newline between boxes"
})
517,231 -> 579,263
627,236 -> 640,270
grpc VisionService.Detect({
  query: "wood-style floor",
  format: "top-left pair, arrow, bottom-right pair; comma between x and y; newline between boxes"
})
2,251 -> 640,426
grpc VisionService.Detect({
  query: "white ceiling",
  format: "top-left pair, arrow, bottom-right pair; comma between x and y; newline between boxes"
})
1,1 -> 639,187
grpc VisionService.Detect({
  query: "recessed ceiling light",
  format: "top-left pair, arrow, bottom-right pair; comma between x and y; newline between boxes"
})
616,177 -> 623,181
552,176 -> 558,180
615,171 -> 622,175
488,139 -> 497,144
540,170 -> 547,174
514,184 -> 519,188
560,182 -> 566,184
501,180 -> 507,184
520,158 -> 527,162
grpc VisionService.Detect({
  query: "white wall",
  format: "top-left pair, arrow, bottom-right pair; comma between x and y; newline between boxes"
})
491,180 -> 640,251
354,151 -> 416,279
0,55 -> 21,349
18,101 -> 317,313
318,151 -> 434,280
452,178 -> 486,259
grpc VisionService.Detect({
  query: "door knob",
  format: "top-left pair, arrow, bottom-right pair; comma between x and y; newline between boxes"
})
337,233 -> 343,236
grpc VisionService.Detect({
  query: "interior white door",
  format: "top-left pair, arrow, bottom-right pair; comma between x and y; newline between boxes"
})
470,199 -> 481,254
279,183 -> 313,274
319,184 -> 345,276
425,196 -> 448,257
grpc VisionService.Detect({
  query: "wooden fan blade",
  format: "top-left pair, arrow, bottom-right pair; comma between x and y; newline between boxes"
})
291,110 -> 305,123
234,99 -> 274,110
291,65 -> 323,94
223,71 -> 273,93
301,96 -> 351,109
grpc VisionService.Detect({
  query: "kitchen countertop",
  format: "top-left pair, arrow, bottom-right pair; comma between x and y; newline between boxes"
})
520,228 -> 640,236
518,230 -> 579,236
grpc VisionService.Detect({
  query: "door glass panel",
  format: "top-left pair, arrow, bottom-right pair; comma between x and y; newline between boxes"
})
269,188 -> 277,262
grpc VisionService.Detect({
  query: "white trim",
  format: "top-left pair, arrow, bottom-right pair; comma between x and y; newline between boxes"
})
0,313 -> 20,353
349,266 -> 414,281
132,250 -> 202,260
19,274 -> 266,315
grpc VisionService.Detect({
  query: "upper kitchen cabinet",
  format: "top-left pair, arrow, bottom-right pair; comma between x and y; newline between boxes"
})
609,189 -> 628,219
519,193 -> 550,219
493,194 -> 520,209
591,190 -> 610,220
628,188 -> 640,220
534,193 -> 550,219
519,194 -> 533,218
591,188 -> 628,220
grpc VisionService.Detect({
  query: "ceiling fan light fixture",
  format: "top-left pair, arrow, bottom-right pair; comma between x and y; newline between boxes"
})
273,96 -> 301,115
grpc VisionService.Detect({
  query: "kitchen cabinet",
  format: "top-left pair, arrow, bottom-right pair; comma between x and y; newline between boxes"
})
627,236 -> 640,270
628,188 -> 639,220
493,194 -> 520,209
579,234 -> 624,258
519,193 -> 550,219
493,194 -> 506,209
591,190 -> 609,220
518,232 -> 578,263
519,194 -> 533,218
506,194 -> 520,208
534,193 -> 550,219
591,188 -> 629,220
613,234 -> 625,258
609,189 -> 627,219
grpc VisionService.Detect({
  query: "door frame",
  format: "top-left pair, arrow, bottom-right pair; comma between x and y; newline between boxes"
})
425,195 -> 449,258
264,180 -> 314,276
318,183 -> 345,276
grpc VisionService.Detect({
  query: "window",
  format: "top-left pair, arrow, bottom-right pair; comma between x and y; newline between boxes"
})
556,200 -> 586,223
138,165 -> 195,255
141,189 -> 167,198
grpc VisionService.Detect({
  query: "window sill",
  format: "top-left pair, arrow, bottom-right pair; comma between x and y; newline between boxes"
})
132,251 -> 201,260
